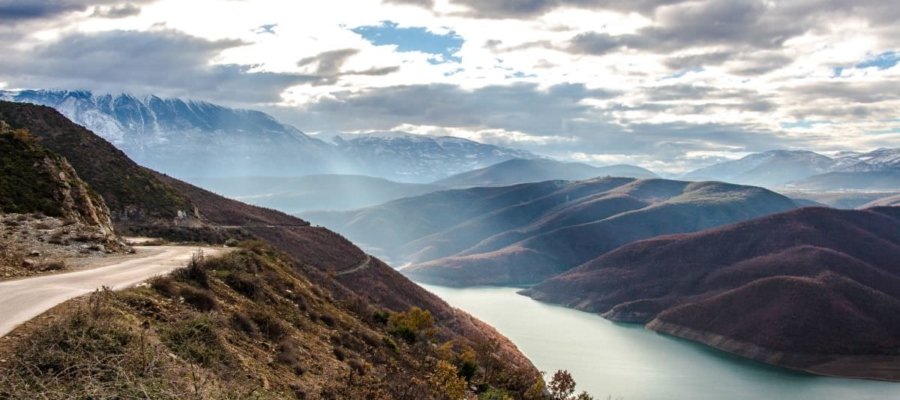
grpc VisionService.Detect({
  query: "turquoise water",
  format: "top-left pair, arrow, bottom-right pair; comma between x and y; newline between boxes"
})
419,284 -> 900,400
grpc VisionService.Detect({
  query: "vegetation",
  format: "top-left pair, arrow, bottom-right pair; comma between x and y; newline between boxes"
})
0,123 -> 66,217
0,242 -> 546,398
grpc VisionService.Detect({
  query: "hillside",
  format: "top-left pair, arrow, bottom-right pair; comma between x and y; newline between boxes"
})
523,207 -> 900,380
0,243 -> 541,398
190,175 -> 443,213
434,158 -> 657,188
305,178 -> 797,285
0,101 -> 542,396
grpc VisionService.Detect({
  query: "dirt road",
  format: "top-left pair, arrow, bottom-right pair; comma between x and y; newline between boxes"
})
0,245 -> 229,337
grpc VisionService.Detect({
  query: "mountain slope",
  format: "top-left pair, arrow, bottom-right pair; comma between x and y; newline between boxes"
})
787,170 -> 900,191
190,175 -> 443,213
2,90 -> 338,178
683,150 -> 836,187
2,90 -> 539,182
523,207 -> 900,380
0,101 -> 541,395
305,178 -> 797,285
435,158 -> 657,188
332,132 -> 537,182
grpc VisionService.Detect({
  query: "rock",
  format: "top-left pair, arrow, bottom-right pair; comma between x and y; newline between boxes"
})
28,251 -> 40,257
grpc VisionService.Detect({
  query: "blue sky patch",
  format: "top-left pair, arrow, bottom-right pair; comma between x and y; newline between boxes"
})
856,51 -> 899,70
780,120 -> 829,129
352,21 -> 463,64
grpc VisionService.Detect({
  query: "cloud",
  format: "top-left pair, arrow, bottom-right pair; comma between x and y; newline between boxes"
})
288,82 -> 618,134
0,29 -> 313,103
0,0 -> 151,22
448,0 -> 691,18
297,49 -> 400,85
91,3 -> 141,18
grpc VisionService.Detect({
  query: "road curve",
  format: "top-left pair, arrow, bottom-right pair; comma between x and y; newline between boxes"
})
336,255 -> 372,276
0,245 -> 229,337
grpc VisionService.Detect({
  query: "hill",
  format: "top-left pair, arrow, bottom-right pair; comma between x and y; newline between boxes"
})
523,207 -> 900,381
434,158 -> 657,188
189,175 -> 443,213
304,178 -> 797,285
0,101 -> 542,396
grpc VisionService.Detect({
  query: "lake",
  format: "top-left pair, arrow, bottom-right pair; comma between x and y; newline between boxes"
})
418,284 -> 900,400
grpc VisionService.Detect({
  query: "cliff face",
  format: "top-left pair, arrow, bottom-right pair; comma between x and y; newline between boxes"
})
0,122 -> 114,236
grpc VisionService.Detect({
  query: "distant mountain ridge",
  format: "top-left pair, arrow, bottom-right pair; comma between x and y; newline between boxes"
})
304,177 -> 798,285
684,149 -> 900,189
435,158 -> 658,188
0,90 -> 538,182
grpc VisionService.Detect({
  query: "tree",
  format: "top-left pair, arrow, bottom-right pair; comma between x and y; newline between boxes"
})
431,360 -> 468,400
548,370 -> 593,400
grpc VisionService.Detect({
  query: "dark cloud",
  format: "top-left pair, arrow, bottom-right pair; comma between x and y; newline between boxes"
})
663,52 -> 733,70
792,81 -> 900,104
284,82 -> 617,135
0,29 -> 314,103
91,3 -> 141,18
0,0 -> 152,22
448,0 -> 690,18
297,49 -> 400,85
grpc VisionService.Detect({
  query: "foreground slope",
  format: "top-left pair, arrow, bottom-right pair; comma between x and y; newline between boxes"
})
306,178 -> 797,285
0,101 -> 541,396
524,207 -> 900,380
435,158 -> 657,188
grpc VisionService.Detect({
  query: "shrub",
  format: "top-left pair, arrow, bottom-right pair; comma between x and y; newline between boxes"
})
388,307 -> 435,344
172,252 -> 210,289
229,312 -> 258,336
162,317 -> 227,367
179,287 -> 217,312
251,311 -> 287,341
224,272 -> 263,300
149,276 -> 177,298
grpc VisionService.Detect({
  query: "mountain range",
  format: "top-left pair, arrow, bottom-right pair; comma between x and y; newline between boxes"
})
0,100 -> 540,397
523,206 -> 900,381
684,149 -> 900,189
435,158 -> 658,188
0,90 -> 539,182
304,178 -> 798,285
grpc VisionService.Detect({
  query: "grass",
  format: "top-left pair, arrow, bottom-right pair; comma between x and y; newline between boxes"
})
0,242 -> 547,398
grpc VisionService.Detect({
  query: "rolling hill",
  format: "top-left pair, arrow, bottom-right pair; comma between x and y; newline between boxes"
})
189,175 -> 443,213
304,178 -> 798,285
434,158 -> 658,188
0,100 -> 541,397
522,207 -> 900,381
861,193 -> 900,208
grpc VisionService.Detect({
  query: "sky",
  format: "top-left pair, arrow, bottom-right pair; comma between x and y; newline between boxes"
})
0,0 -> 898,173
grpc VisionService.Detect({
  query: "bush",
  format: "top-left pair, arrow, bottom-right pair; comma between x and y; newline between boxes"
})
251,311 -> 287,341
149,276 -> 177,298
224,272 -> 263,300
172,252 -> 210,289
162,317 -> 227,367
179,287 -> 217,312
230,311 -> 258,336
388,307 -> 435,344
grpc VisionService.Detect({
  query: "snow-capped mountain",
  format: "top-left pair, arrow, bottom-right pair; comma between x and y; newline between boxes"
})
0,90 -> 537,182
1,89 -> 338,178
683,148 -> 900,190
683,150 -> 837,187
332,132 -> 537,182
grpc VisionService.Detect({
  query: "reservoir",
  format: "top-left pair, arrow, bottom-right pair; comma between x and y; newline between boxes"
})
419,284 -> 900,400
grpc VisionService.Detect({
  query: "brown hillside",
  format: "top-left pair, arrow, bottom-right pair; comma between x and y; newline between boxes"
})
523,207 -> 900,380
